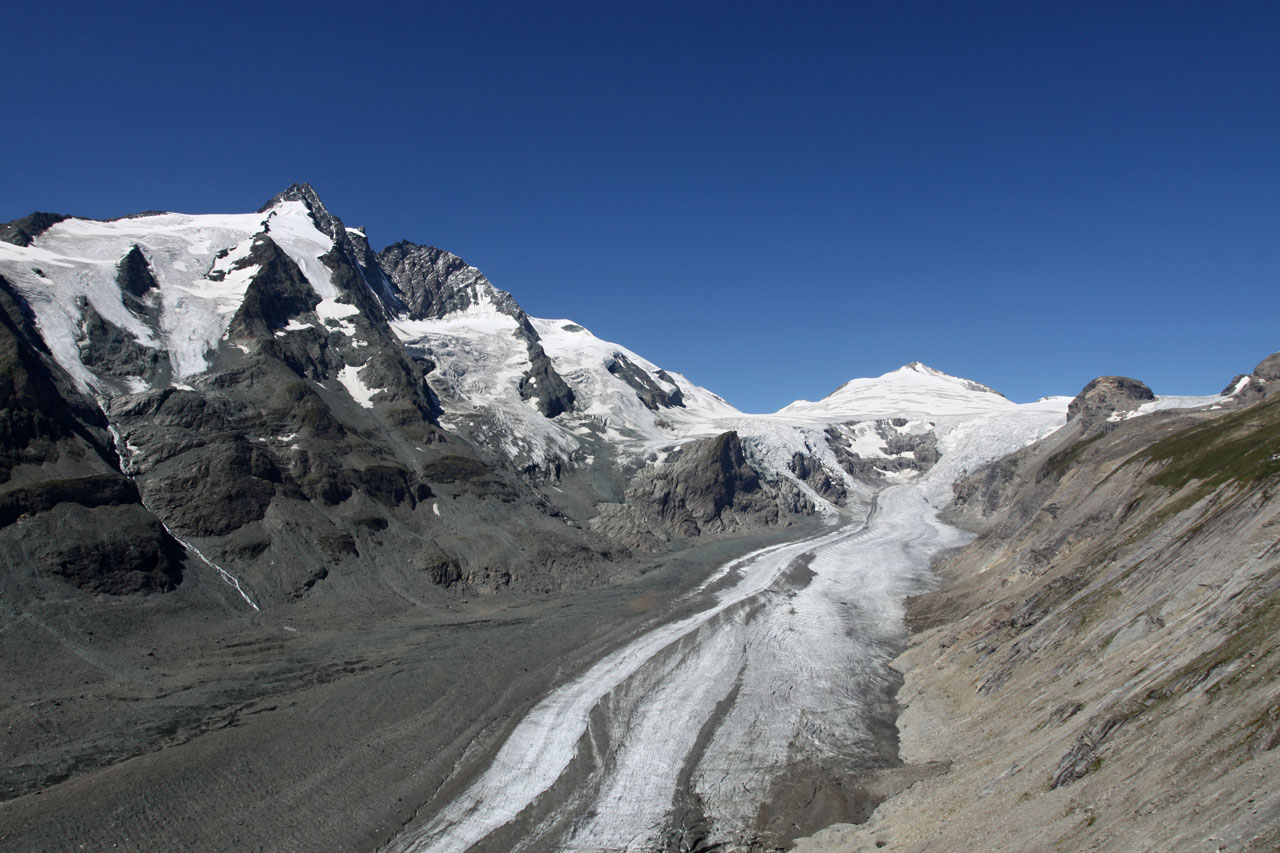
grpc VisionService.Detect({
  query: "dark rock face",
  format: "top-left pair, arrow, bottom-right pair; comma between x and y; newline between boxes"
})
824,420 -> 940,484
1255,352 -> 1280,383
0,276 -> 186,596
227,236 -> 321,340
0,278 -> 110,479
0,212 -> 70,247
1228,351 -> 1280,403
789,452 -> 848,504
606,352 -> 685,411
519,337 -> 575,417
379,243 -> 522,321
645,433 -> 759,534
378,241 -> 574,418
6,502 -> 184,594
0,473 -> 141,527
1066,376 -> 1155,429
76,301 -> 170,388
116,245 -> 158,300
597,432 -> 801,544
654,370 -> 686,407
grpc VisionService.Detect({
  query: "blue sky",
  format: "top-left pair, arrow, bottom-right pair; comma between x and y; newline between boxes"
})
4,1 -> 1277,412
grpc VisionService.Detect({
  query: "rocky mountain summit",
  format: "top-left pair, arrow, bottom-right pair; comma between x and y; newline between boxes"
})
1064,374 -> 1155,429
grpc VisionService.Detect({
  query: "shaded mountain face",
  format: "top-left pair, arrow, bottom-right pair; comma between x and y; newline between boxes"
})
0,276 -> 184,595
0,186 -> 619,607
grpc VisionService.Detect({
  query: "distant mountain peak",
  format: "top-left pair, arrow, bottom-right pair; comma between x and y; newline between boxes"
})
881,362 -> 1006,398
778,362 -> 1011,418
260,182 -> 326,214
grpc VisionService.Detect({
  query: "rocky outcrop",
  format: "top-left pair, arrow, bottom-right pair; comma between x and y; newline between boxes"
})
518,335 -> 575,418
824,420 -> 941,484
6,502 -> 184,594
797,380 -> 1280,852
226,236 -> 321,340
1225,351 -> 1280,404
0,212 -> 69,247
76,300 -> 170,389
379,242 -> 524,321
606,352 -> 685,411
1066,375 -> 1155,430
789,451 -> 848,504
593,432 -> 811,546
116,245 -> 158,300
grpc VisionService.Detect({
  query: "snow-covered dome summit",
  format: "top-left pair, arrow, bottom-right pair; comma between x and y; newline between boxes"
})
776,362 -> 1014,420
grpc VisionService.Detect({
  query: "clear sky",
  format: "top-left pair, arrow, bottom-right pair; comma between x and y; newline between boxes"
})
3,1 -> 1277,412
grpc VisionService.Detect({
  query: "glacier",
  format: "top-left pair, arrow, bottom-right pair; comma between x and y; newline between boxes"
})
385,395 -> 1066,851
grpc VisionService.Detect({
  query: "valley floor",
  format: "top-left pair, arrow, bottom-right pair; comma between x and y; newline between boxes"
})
0,527 -> 821,852
387,483 -> 977,852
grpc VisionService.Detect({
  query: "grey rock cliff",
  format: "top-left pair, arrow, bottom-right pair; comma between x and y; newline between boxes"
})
1226,351 -> 1280,404
0,211 -> 70,247
1065,375 -> 1155,429
593,431 -> 811,547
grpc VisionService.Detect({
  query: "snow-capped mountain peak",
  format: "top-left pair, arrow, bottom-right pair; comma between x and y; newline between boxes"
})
0,185 -> 1067,534
777,362 -> 1013,420
0,193 -> 372,395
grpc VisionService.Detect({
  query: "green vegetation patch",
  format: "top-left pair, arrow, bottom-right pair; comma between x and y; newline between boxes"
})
1137,396 -> 1280,491
1039,432 -> 1105,481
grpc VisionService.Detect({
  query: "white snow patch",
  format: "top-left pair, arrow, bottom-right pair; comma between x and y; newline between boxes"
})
337,364 -> 382,408
275,318 -> 315,335
1109,392 -> 1236,423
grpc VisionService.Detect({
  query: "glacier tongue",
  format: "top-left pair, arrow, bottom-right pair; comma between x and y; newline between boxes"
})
385,402 -> 1066,852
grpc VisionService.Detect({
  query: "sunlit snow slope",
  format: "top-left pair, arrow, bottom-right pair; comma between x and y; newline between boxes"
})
0,201 -> 367,395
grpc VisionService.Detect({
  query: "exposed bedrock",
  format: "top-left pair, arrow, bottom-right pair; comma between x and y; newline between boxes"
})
592,431 -> 812,548
1065,375 -> 1154,430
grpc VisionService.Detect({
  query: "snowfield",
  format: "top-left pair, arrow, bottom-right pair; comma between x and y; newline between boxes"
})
0,203 -> 362,390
